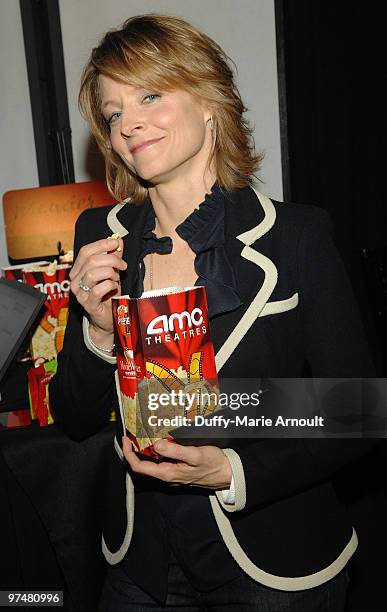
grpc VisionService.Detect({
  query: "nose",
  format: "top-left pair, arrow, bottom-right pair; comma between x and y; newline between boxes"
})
119,111 -> 145,139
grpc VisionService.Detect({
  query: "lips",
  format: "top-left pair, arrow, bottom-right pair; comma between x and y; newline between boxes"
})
130,137 -> 165,155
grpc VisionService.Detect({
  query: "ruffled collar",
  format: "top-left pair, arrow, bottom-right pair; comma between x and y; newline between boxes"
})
138,183 -> 242,318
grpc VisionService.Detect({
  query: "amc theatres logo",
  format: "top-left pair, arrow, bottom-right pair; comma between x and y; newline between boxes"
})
147,308 -> 204,335
34,279 -> 70,295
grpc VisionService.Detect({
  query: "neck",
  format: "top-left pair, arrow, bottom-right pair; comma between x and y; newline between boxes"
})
148,169 -> 217,237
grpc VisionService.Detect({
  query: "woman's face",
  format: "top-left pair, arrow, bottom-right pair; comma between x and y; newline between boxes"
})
99,75 -> 213,185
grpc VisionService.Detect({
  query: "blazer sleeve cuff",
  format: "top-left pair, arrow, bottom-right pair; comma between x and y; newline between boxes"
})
215,448 -> 246,512
220,476 -> 235,504
82,316 -> 116,364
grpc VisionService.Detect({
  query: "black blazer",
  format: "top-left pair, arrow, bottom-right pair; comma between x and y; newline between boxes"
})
50,185 -> 376,591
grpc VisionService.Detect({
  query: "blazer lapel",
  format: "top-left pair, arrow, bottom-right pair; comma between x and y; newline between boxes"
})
106,199 -> 151,295
215,188 -> 278,372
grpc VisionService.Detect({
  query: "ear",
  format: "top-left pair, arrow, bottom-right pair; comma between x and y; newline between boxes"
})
197,97 -> 213,123
203,108 -> 215,132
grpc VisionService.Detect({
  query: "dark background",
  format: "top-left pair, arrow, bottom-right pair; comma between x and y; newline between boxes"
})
275,2 -> 387,608
276,0 -> 387,376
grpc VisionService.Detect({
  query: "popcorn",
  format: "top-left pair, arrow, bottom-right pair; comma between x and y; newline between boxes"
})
107,232 -> 121,251
59,250 -> 73,264
1,261 -> 49,283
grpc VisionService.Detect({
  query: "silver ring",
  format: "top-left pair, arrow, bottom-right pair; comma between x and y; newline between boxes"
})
79,278 -> 91,293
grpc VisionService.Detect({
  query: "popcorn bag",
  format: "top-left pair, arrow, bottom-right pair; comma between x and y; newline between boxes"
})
1,261 -> 49,283
1,261 -> 72,428
28,359 -> 57,426
112,287 -> 219,457
23,262 -> 71,363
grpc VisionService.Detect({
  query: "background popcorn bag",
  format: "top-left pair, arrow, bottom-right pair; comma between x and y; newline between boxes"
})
113,287 -> 219,458
23,262 -> 71,425
1,261 -> 70,426
27,359 -> 57,426
2,259 -> 116,428
23,262 -> 71,363
1,261 -> 49,283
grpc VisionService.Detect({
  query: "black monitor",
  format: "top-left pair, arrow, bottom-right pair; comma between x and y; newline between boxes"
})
0,278 -> 46,383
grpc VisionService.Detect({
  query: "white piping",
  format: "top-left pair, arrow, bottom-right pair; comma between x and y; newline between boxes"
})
209,493 -> 358,590
215,448 -> 246,512
215,190 -> 277,373
114,435 -> 124,460
85,205 -> 133,563
102,387 -> 135,565
106,203 -> 129,237
259,292 -> 299,317
215,247 -> 278,372
82,316 -> 116,364
236,189 -> 276,244
102,472 -> 135,564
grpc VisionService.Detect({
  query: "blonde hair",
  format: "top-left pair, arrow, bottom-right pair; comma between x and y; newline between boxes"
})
79,13 -> 264,203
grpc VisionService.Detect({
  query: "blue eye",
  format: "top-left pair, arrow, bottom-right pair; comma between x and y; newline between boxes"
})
106,112 -> 121,126
143,94 -> 160,104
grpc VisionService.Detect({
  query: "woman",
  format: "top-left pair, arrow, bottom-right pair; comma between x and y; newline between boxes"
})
50,14 -> 375,611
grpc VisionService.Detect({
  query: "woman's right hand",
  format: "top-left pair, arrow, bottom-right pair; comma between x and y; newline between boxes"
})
69,237 -> 127,340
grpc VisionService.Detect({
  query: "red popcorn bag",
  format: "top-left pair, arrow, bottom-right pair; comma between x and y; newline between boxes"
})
1,261 -> 49,283
28,359 -> 57,426
112,287 -> 219,457
23,262 -> 71,363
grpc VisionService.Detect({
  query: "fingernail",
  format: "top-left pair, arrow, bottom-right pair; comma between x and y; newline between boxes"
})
155,440 -> 165,451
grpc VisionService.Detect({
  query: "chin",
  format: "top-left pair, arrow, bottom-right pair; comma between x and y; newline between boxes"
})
134,165 -> 179,185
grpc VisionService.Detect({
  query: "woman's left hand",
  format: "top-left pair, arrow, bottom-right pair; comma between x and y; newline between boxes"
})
122,437 -> 232,490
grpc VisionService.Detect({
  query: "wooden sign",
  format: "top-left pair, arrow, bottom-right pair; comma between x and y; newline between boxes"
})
3,180 -> 115,262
